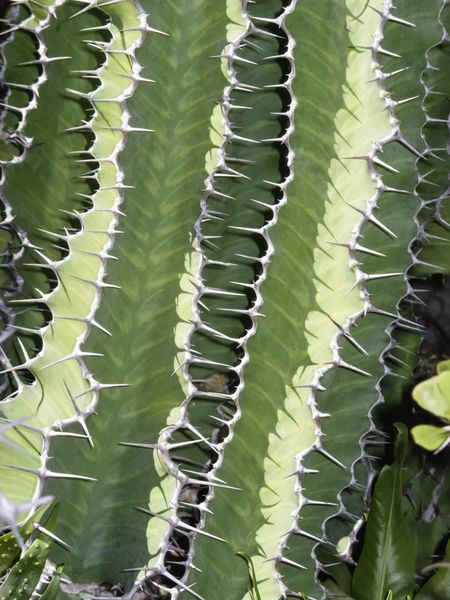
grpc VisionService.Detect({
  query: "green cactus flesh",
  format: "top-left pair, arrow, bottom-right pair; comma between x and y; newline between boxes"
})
0,0 -> 448,598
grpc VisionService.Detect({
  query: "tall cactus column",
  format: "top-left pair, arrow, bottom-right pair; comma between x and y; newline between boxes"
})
0,0 -> 448,599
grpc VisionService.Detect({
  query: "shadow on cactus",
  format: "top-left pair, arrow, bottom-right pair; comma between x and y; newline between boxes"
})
0,0 -> 449,599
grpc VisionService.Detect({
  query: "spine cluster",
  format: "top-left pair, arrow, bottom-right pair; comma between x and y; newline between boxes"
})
0,0 -> 151,544
277,2 -> 424,596
135,1 -> 296,597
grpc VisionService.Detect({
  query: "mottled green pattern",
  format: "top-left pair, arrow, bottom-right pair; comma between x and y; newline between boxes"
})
0,0 -> 448,598
46,0 -> 229,587
192,1 -> 354,596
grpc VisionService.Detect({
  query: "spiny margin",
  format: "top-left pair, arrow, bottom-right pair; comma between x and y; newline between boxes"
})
294,1 -> 424,594
411,0 -> 450,278
0,0 -> 64,399
254,1 -> 422,597
0,0 -> 66,540
314,0 -> 442,592
0,1 -> 29,401
0,0 -> 151,551
131,0 -> 295,597
374,0 -> 450,583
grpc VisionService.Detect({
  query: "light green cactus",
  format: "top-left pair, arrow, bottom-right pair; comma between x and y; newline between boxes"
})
0,0 -> 449,599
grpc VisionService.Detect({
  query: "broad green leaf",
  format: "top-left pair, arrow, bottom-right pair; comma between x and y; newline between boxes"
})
236,552 -> 262,600
0,537 -> 50,600
437,360 -> 450,374
325,580 -> 355,600
411,425 -> 449,452
317,546 -> 354,597
412,372 -> 450,421
40,566 -> 64,600
352,424 -> 415,600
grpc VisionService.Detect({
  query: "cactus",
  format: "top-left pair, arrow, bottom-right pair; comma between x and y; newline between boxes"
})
0,0 -> 449,598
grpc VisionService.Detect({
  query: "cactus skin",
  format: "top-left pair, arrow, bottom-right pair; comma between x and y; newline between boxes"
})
0,0 -> 449,599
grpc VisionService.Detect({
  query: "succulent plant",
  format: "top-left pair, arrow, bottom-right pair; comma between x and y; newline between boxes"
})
0,0 -> 449,598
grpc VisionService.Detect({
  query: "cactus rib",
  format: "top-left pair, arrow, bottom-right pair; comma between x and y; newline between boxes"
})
137,0 -> 296,596
266,1 -> 420,596
0,0 -> 150,536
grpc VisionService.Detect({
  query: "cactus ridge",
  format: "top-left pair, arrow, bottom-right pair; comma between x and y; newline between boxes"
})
0,0 -> 150,538
319,0 -> 426,581
0,197 -> 27,394
315,0 -> 430,569
304,1 -> 449,595
133,0 -> 297,596
412,0 -> 450,277
178,1 -> 430,596
0,0 -> 448,597
372,0 -> 448,403
380,0 -> 449,442
248,1 -> 426,596
0,0 -> 69,528
0,0 -> 63,401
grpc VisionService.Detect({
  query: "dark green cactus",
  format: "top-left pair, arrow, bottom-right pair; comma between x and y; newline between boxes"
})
0,0 -> 449,599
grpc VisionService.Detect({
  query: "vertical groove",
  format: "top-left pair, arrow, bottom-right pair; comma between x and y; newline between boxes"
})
136,0 -> 295,597
0,0 -> 151,548
0,0 -> 65,397
277,2 -> 423,596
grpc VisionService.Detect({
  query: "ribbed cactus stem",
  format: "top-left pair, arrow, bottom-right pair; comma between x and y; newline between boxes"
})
0,0 -> 150,535
137,0 -> 295,596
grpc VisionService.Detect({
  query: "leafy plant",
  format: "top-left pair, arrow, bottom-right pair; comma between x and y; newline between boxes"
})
411,359 -> 450,453
0,0 -> 448,599
0,504 -> 62,599
323,425 -> 450,599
